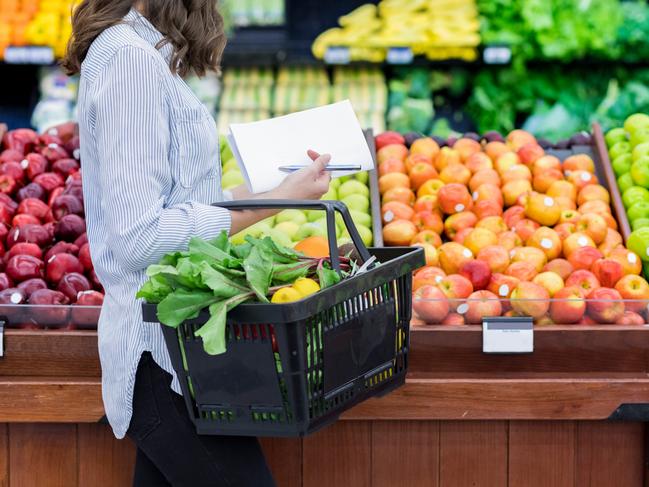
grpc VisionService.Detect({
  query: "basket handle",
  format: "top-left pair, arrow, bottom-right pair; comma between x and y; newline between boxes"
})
212,199 -> 373,272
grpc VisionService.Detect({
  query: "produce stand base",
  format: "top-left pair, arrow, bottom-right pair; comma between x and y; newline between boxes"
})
0,421 -> 644,486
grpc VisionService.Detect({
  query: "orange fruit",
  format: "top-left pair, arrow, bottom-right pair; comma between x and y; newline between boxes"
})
294,236 -> 330,258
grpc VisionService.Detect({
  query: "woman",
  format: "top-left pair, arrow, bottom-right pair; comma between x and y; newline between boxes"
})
63,1 -> 331,485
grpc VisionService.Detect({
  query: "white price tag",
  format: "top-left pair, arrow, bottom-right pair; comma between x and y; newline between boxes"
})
387,47 -> 414,65
4,46 -> 54,65
483,46 -> 512,65
324,46 -> 351,65
482,317 -> 533,354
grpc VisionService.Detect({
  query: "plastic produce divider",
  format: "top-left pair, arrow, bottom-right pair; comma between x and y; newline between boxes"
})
592,122 -> 631,242
363,129 -> 384,247
212,199 -> 373,271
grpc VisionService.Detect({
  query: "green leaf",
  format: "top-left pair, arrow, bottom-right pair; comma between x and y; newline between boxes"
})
136,274 -> 173,303
232,242 -> 252,260
195,294 -> 253,355
243,244 -> 273,302
146,264 -> 179,278
209,231 -> 232,253
157,289 -> 220,328
317,267 -> 341,289
159,251 -> 188,267
188,237 -> 240,267
272,262 -> 311,284
199,262 -> 249,298
176,258 -> 209,289
245,235 -> 298,264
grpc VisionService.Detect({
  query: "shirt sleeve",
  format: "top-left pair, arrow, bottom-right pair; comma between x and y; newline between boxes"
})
93,46 -> 231,273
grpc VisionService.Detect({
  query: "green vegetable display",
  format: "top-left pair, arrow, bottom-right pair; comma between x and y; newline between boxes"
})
138,231 -> 346,356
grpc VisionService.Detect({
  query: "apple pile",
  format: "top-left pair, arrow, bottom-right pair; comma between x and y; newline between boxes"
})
375,130 -> 649,326
0,123 -> 104,325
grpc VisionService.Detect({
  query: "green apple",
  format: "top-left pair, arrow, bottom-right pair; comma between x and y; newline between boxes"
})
246,221 -> 273,238
609,141 -> 631,161
221,171 -> 244,189
320,187 -> 338,200
337,237 -> 352,246
633,142 -> 649,161
624,113 -> 649,135
335,213 -> 345,230
631,158 -> 649,187
355,224 -> 373,247
274,221 -> 301,241
230,230 -> 248,245
306,210 -> 324,222
295,222 -> 328,240
623,186 -> 649,208
632,218 -> 649,231
612,153 -> 632,177
627,201 -> 649,222
630,128 -> 649,148
338,180 -> 370,200
263,229 -> 293,249
315,218 -> 342,237
222,158 -> 239,173
341,194 -> 370,213
605,127 -> 628,148
350,209 -> 372,227
627,227 -> 649,261
276,209 -> 307,226
338,175 -> 354,183
618,173 -> 635,194
355,172 -> 369,184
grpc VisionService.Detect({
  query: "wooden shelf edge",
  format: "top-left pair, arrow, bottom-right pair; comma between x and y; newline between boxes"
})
343,378 -> 649,420
1,377 -> 648,423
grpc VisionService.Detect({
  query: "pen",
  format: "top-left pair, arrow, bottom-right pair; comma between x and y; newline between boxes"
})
278,164 -> 362,173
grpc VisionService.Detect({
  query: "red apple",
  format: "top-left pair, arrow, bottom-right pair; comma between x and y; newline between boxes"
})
614,275 -> 649,312
459,260 -> 492,290
463,290 -> 502,324
550,286 -> 585,324
591,259 -> 624,288
413,285 -> 450,323
565,270 -> 600,294
586,287 -> 624,323
46,253 -> 83,284
615,311 -> 645,325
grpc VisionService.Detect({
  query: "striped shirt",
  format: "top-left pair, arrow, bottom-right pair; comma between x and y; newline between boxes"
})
77,8 -> 231,439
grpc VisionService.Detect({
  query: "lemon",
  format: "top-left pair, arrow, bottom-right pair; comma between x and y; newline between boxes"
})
271,287 -> 302,304
292,278 -> 321,298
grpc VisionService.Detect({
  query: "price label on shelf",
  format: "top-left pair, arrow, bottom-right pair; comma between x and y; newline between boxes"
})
387,47 -> 414,65
483,46 -> 512,65
4,46 -> 55,65
324,46 -> 351,65
482,317 -> 533,354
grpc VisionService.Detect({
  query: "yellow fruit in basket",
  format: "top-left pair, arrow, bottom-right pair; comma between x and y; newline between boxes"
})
271,287 -> 303,304
293,278 -> 321,298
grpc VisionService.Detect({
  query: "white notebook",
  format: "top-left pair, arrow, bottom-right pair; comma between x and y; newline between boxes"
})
227,100 -> 374,194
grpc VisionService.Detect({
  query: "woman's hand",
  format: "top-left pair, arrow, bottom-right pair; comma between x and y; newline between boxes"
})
273,150 -> 332,200
227,150 -> 333,235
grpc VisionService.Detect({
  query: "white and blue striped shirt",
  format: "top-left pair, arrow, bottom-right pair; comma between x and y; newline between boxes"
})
77,8 -> 231,438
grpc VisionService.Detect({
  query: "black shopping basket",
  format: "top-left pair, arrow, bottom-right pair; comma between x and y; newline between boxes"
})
143,200 -> 425,437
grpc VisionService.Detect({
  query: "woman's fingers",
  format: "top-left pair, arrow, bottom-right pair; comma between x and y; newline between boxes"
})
311,153 -> 331,174
307,149 -> 321,161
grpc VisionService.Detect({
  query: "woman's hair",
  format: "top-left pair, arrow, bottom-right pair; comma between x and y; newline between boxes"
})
62,0 -> 226,77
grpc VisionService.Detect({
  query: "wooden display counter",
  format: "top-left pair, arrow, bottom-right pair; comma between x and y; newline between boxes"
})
0,325 -> 647,486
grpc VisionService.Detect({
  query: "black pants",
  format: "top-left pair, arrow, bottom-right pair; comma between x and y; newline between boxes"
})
126,352 -> 276,487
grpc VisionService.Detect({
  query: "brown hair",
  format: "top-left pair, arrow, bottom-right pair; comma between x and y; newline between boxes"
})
62,0 -> 226,77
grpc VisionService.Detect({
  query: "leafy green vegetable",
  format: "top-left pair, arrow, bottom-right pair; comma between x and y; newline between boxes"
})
138,231 -> 362,355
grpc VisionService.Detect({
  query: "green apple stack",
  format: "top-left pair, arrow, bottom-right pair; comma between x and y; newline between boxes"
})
610,113 -> 649,268
220,140 -> 374,248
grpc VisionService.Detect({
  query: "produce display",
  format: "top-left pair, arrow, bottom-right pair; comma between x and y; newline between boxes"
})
312,0 -> 480,63
217,66 -> 387,135
375,129 -> 649,325
0,122 -> 104,327
138,230 -> 360,355
0,0 -> 74,59
607,113 -> 649,269
222,0 -> 284,27
219,139 -> 374,250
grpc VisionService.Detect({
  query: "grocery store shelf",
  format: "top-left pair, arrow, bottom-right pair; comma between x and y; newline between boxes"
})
1,326 -> 648,423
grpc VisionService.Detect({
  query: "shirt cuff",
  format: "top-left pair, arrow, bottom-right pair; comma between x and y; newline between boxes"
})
192,202 -> 232,241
